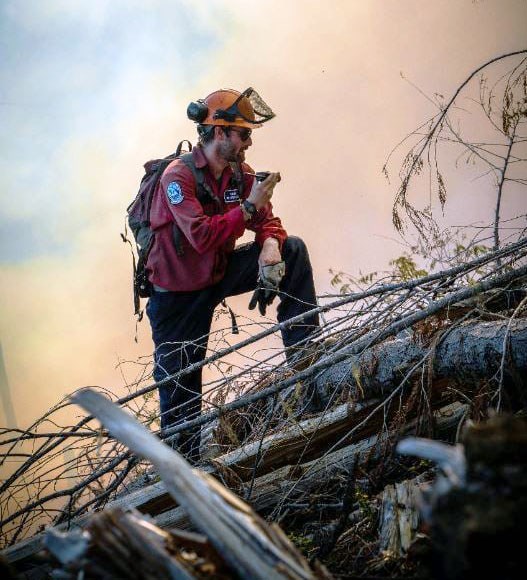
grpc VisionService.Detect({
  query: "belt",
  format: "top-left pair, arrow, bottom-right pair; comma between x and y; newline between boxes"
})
153,284 -> 170,293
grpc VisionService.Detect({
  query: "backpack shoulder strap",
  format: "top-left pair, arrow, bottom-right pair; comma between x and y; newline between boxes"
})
180,153 -> 217,206
168,152 -> 216,258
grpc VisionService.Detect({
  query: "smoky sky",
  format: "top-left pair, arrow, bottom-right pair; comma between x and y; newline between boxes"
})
1,0 -> 526,427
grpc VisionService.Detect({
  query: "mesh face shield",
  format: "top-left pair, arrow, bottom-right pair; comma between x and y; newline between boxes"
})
214,87 -> 275,125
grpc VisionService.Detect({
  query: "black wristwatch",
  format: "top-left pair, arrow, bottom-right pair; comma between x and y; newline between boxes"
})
242,199 -> 257,218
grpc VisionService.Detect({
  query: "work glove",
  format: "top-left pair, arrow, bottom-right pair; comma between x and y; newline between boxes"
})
248,261 -> 286,316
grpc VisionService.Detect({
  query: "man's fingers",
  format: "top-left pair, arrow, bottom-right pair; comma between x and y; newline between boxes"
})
262,172 -> 281,184
263,289 -> 277,307
249,282 -> 278,317
248,289 -> 259,310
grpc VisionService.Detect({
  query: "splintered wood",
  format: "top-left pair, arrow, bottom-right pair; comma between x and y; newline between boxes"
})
68,388 -> 325,580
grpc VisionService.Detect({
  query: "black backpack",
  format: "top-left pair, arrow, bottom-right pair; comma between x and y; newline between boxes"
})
123,140 -> 244,318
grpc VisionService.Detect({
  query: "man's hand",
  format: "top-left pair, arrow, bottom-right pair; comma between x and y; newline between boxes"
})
249,260 -> 286,316
249,239 -> 284,316
246,172 -> 281,210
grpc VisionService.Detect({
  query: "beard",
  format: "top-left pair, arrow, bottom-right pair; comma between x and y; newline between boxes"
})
219,140 -> 245,163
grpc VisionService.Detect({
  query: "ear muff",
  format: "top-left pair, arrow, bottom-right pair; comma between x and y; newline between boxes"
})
186,99 -> 208,123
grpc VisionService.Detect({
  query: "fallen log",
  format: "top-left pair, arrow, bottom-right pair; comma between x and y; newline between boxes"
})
71,388 -> 319,580
155,402 -> 467,532
378,485 -> 400,557
0,389 -> 462,566
315,318 -> 527,405
3,396 -> 465,572
1,260 -> 525,548
45,508 -> 231,579
7,321 -> 508,566
212,399 -> 377,480
0,399 -> 385,565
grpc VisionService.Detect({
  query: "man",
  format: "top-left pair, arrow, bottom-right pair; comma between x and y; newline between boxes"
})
145,87 -> 319,460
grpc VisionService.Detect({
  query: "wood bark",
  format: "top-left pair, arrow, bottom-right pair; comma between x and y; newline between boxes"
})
212,399 -> 377,479
314,318 -> 527,406
45,508 -> 230,579
378,478 -> 423,557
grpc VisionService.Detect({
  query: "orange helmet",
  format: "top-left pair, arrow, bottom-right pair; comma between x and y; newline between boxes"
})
187,87 -> 275,129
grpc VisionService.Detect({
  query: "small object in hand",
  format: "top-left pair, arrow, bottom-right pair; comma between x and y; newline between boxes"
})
255,171 -> 271,182
245,171 -> 281,182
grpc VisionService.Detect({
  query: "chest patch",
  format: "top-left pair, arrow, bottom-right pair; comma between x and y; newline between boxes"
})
224,189 -> 241,203
167,181 -> 184,205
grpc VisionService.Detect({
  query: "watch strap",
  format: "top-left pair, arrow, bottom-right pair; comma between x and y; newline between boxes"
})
242,199 -> 257,217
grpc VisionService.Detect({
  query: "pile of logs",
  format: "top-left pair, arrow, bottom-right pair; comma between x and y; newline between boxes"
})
2,261 -> 526,578
1,393 -> 467,578
7,397 -> 526,579
25,390 -> 330,580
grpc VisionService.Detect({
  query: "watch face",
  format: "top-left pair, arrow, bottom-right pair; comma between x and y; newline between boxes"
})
244,200 -> 257,215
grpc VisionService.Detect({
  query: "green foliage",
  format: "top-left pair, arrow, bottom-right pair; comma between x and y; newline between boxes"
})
329,228 -> 493,293
287,532 -> 316,558
389,255 -> 428,281
355,489 -> 375,521
358,271 -> 378,285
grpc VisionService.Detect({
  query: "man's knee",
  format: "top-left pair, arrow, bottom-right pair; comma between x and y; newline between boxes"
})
283,236 -> 309,260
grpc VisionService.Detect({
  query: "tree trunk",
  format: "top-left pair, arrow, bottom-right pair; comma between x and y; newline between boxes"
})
314,319 -> 527,406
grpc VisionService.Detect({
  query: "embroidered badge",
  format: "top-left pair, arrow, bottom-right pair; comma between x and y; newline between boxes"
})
224,189 -> 240,203
167,181 -> 184,205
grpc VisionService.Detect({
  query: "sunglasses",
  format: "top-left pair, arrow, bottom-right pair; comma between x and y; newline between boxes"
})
227,127 -> 252,141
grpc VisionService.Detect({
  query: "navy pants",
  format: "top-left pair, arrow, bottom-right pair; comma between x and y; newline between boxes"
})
146,236 -> 319,458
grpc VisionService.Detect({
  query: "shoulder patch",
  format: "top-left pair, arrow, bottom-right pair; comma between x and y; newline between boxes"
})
167,181 -> 184,205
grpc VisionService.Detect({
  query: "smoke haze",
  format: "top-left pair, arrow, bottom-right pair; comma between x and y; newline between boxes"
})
1,0 -> 526,427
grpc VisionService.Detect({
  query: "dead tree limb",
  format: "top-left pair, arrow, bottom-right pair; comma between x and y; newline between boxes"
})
0,240 -> 524,507
71,388 -> 317,580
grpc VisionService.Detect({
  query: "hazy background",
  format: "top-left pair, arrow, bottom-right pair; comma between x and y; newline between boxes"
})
1,0 -> 526,429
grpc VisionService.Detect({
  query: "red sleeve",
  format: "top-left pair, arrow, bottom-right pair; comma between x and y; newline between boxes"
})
241,168 -> 288,250
160,164 -> 246,254
248,201 -> 288,250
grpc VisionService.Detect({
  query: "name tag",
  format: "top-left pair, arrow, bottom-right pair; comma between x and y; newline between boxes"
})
224,189 -> 240,203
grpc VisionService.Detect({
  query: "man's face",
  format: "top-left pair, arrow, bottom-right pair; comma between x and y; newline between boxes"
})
217,126 -> 253,163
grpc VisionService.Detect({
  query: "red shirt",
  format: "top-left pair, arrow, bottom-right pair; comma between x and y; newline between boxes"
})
146,145 -> 287,291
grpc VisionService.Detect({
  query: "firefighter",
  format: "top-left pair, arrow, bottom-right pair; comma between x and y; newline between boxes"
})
145,88 -> 319,460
